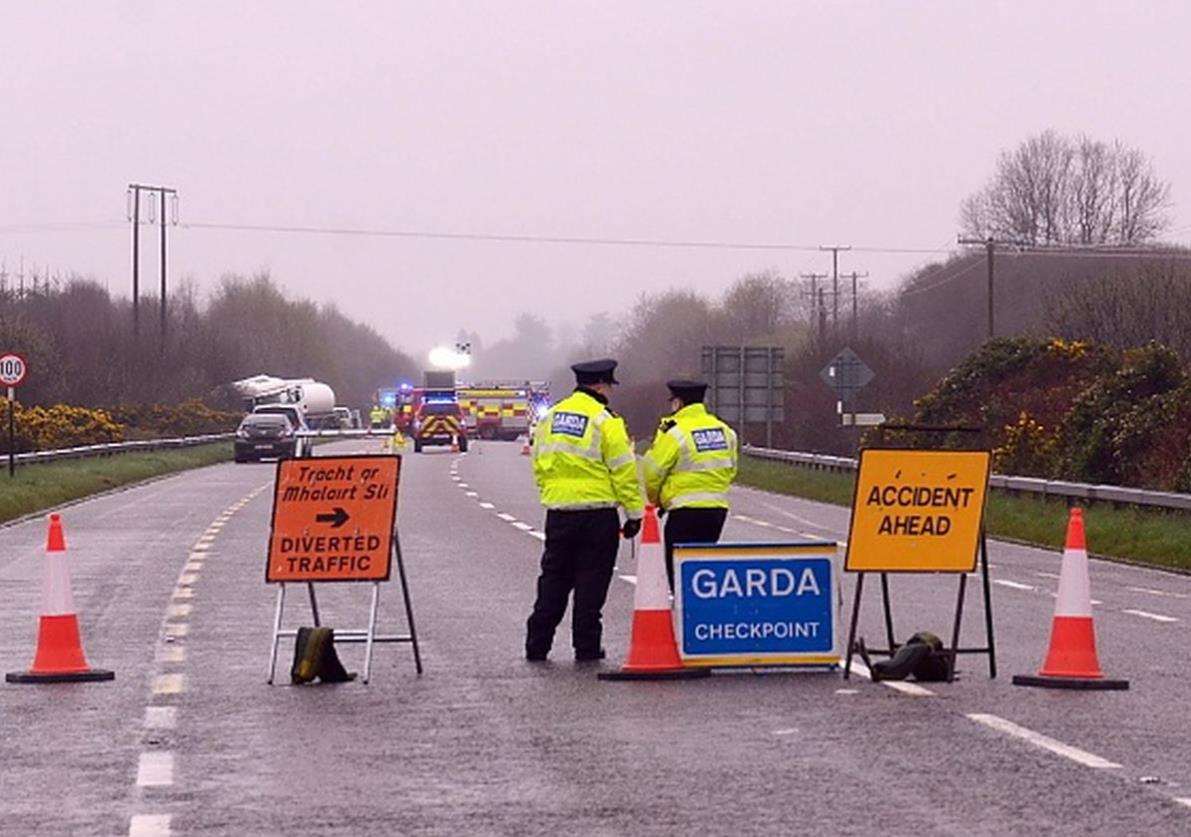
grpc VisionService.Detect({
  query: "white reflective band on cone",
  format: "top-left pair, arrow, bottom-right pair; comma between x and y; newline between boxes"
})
633,535 -> 671,611
41,552 -> 77,616
1054,544 -> 1093,618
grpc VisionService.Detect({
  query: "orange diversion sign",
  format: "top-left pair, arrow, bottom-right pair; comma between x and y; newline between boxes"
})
266,456 -> 400,582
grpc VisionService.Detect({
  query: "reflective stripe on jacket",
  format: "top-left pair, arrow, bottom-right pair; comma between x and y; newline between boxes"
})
641,403 -> 737,510
532,390 -> 645,519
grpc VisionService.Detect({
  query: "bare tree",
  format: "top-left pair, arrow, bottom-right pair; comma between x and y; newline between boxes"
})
962,131 -> 1171,245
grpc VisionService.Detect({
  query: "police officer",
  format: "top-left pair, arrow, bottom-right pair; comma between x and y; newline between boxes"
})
369,404 -> 387,429
641,379 -> 738,587
525,359 -> 645,662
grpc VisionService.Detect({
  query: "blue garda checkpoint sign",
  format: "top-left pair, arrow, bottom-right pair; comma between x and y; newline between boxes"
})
674,542 -> 841,668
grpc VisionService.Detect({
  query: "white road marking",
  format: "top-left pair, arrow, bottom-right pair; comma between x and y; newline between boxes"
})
183,561 -> 203,572
847,659 -> 935,696
157,645 -> 185,664
1036,571 -> 1061,580
171,587 -> 193,600
177,573 -> 198,586
1176,798 -> 1191,809
465,491 -> 478,497
1128,586 -> 1189,599
497,513 -> 517,522
479,502 -> 495,509
136,752 -> 175,787
772,728 -> 797,735
966,713 -> 1121,769
153,673 -> 186,695
993,579 -> 1035,591
1123,608 -> 1179,623
167,604 -> 192,618
163,623 -> 189,639
512,521 -> 534,531
619,574 -> 638,585
190,543 -> 209,552
528,531 -> 546,541
451,475 -> 461,481
144,707 -> 177,730
835,688 -> 859,695
128,814 -> 172,836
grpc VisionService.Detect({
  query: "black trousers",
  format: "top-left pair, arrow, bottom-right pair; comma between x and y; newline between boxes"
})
525,508 -> 620,658
664,507 -> 729,588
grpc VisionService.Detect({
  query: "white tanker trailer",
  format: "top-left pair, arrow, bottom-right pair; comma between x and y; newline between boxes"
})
231,375 -> 338,429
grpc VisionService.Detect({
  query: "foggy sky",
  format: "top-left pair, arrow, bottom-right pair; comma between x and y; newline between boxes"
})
3,2 -> 1190,361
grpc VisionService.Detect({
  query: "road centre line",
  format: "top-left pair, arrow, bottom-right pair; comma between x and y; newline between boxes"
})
528,531 -> 545,541
1128,586 -> 1189,599
172,587 -> 193,599
163,623 -> 189,639
1123,608 -> 1179,623
128,814 -> 172,836
966,713 -> 1121,769
144,707 -> 177,730
497,512 -> 517,522
993,579 -> 1035,591
177,573 -> 198,586
136,752 -> 175,787
153,673 -> 186,695
479,502 -> 494,509
167,603 -> 192,618
512,521 -> 534,531
466,491 -> 478,497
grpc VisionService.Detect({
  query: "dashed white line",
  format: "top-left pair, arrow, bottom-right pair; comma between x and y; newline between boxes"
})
993,579 -> 1035,591
183,561 -> 202,572
166,603 -> 192,618
144,707 -> 177,730
1123,608 -> 1179,623
1036,571 -> 1061,580
966,713 -> 1121,769
171,587 -> 193,600
153,673 -> 186,695
1128,586 -> 1189,599
128,814 -> 172,836
619,574 -> 638,585
163,623 -> 189,639
1176,798 -> 1191,809
772,728 -> 797,736
136,752 -> 175,787
177,573 -> 198,586
497,512 -> 517,522
528,531 -> 546,541
479,502 -> 495,509
512,521 -> 534,531
157,645 -> 185,664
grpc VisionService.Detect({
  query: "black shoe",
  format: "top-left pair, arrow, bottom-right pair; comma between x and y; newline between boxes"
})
526,650 -> 549,662
575,648 -> 606,662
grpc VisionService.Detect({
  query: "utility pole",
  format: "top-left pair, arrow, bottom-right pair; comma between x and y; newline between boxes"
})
799,272 -> 828,346
127,184 -> 178,351
819,244 -> 851,336
841,270 -> 869,343
957,236 -> 998,340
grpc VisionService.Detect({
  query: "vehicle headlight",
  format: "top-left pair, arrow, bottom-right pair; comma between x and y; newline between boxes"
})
236,429 -> 249,439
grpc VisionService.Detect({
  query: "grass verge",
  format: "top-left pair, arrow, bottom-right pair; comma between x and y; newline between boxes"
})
737,456 -> 1191,572
0,442 -> 233,524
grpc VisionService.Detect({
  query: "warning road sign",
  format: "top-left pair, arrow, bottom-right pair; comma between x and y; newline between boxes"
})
845,449 -> 990,573
266,455 -> 400,582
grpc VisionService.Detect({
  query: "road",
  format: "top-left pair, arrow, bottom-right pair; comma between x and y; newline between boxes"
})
1,440 -> 1190,835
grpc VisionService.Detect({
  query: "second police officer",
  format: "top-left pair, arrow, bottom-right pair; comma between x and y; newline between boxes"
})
641,379 -> 738,588
525,359 -> 645,662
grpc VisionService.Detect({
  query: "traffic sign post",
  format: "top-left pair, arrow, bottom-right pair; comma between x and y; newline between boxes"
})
674,542 -> 841,669
843,447 -> 996,682
0,352 -> 29,478
264,454 -> 422,684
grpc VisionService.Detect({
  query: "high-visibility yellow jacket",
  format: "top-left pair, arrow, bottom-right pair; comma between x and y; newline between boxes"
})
641,403 -> 737,510
532,389 -> 645,519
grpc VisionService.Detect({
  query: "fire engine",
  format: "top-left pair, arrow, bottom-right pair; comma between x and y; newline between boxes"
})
385,381 -> 549,440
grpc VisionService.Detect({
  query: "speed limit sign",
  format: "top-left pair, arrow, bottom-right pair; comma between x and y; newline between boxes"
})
0,353 -> 27,388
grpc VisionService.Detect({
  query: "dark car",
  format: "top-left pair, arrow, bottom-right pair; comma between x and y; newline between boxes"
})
234,413 -> 297,463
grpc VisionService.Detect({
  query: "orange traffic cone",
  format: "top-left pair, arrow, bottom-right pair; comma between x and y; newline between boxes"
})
600,507 -> 709,681
520,433 -> 532,456
6,514 -> 115,683
1013,508 -> 1127,690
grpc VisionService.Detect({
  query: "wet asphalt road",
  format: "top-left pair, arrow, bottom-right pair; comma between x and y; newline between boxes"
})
1,440 -> 1191,835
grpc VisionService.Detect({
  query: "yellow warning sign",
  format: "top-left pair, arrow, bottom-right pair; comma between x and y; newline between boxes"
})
266,455 -> 400,583
845,449 -> 990,573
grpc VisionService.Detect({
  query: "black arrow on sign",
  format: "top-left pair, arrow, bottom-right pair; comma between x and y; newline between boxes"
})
316,507 -> 350,528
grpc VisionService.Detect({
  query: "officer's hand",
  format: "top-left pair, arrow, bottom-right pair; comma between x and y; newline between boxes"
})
656,507 -> 666,519
622,518 -> 642,540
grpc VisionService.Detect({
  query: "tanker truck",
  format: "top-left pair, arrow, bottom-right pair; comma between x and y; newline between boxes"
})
231,375 -> 339,429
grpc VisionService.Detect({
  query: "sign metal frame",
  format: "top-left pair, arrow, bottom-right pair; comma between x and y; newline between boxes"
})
263,454 -> 422,684
842,443 -> 997,683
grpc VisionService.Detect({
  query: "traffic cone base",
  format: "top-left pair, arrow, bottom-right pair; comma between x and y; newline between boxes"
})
1011,673 -> 1128,690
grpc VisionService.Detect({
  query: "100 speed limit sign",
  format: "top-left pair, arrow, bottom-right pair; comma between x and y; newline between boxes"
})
0,352 -> 28,388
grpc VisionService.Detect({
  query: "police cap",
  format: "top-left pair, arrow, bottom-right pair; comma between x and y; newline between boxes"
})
572,358 -> 620,386
667,379 -> 708,403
